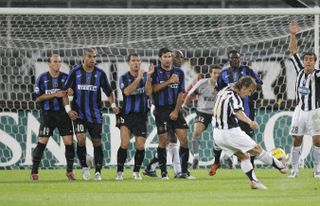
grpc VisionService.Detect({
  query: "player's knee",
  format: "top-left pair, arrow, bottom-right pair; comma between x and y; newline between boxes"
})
193,130 -> 202,137
179,138 -> 188,148
120,144 -> 129,150
38,137 -> 49,145
158,134 -> 168,147
293,136 -> 303,146
62,135 -> 73,145
76,134 -> 86,145
312,135 -> 320,146
92,138 -> 102,147
235,152 -> 249,161
249,145 -> 261,156
136,144 -> 145,150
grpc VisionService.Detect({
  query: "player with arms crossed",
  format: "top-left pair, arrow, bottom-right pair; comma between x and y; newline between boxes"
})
182,64 -> 221,169
31,54 -> 75,181
288,20 -> 320,178
64,48 -> 119,181
213,76 -> 287,189
115,53 -> 153,181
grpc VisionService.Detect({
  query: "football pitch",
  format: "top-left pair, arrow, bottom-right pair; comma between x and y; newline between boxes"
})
0,168 -> 319,206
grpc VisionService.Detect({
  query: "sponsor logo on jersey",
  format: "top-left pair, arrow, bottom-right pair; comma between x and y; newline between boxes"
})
168,83 -> 178,89
45,88 -> 60,94
298,86 -> 310,96
131,87 -> 145,95
77,84 -> 98,91
204,96 -> 216,102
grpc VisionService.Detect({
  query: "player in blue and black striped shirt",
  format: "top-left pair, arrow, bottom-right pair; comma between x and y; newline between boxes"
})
150,48 -> 192,179
31,54 -> 75,181
115,53 -> 153,180
63,48 -> 119,181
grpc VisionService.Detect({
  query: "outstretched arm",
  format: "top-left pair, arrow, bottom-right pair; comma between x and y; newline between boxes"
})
145,64 -> 154,96
289,20 -> 298,55
235,110 -> 258,129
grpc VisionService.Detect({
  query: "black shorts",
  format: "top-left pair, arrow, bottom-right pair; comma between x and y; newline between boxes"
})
153,106 -> 188,135
239,120 -> 254,138
38,110 -> 73,137
73,119 -> 102,139
116,113 -> 147,138
195,111 -> 212,130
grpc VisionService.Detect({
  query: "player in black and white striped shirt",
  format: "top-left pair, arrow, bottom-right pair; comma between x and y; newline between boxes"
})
288,21 -> 320,178
212,76 -> 287,189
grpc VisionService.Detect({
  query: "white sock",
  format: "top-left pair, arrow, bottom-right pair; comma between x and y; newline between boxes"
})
240,159 -> 258,182
257,150 -> 283,169
150,153 -> 158,172
150,162 -> 158,171
168,143 -> 181,174
291,146 -> 302,171
313,146 -> 320,172
257,150 -> 272,164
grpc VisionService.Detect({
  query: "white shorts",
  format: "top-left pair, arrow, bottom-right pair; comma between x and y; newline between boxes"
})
213,127 -> 257,156
289,107 -> 320,136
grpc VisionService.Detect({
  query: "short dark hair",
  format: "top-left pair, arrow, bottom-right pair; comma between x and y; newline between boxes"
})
302,51 -> 317,62
209,64 -> 221,72
227,50 -> 240,58
234,76 -> 257,91
159,48 -> 172,58
127,53 -> 140,62
48,53 -> 60,63
84,48 -> 96,55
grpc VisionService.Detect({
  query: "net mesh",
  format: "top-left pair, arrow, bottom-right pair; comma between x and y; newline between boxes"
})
0,13 -> 316,169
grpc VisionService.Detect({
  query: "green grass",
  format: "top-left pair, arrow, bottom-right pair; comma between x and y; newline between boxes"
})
0,168 -> 319,206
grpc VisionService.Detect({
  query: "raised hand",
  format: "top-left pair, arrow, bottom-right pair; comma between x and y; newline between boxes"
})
148,63 -> 155,75
136,68 -> 144,79
249,121 -> 259,129
169,74 -> 179,84
68,110 -> 78,120
289,20 -> 299,35
67,88 -> 74,96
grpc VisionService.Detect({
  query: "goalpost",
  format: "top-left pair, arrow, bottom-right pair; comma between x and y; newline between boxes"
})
0,8 -> 319,169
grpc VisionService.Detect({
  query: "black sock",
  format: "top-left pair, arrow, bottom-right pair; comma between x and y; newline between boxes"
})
77,144 -> 88,168
157,147 -> 167,173
147,156 -> 159,170
32,142 -> 46,174
117,147 -> 127,172
245,169 -> 255,181
94,145 -> 103,173
214,149 -> 222,164
179,146 -> 189,173
65,144 -> 75,173
134,149 -> 145,172
250,155 -> 255,169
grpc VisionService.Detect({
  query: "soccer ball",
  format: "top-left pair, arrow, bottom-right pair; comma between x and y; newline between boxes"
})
271,148 -> 287,161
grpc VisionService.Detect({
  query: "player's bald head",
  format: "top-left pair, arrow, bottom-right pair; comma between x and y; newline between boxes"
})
173,50 -> 184,58
172,50 -> 185,67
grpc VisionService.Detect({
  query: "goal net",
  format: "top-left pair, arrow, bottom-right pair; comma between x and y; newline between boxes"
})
0,8 -> 317,169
